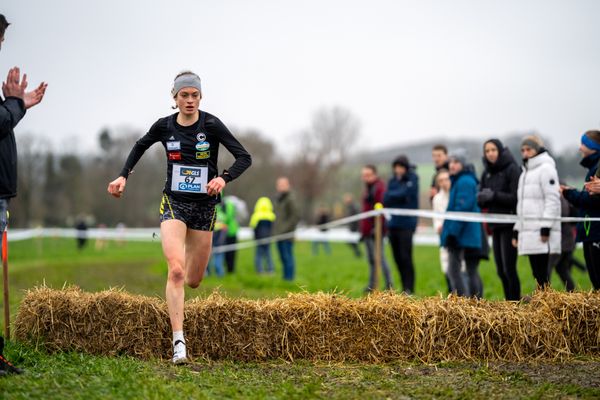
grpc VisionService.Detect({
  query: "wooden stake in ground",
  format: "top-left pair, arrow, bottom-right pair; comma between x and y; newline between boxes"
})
373,203 -> 383,291
2,229 -> 9,340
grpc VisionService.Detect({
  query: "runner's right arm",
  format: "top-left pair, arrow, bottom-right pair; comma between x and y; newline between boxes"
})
108,120 -> 163,198
119,120 -> 164,178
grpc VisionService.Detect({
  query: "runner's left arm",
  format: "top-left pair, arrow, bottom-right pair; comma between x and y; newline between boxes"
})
208,116 -> 252,182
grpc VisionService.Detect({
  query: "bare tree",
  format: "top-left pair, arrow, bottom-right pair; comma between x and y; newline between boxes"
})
289,106 -> 361,219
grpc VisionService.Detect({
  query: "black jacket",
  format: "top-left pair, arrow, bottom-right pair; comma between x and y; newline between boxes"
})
563,152 -> 600,243
478,143 -> 521,229
0,96 -> 26,199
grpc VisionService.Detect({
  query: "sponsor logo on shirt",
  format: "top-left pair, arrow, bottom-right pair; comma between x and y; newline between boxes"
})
168,152 -> 182,161
167,141 -> 181,151
178,182 -> 202,191
180,168 -> 201,177
196,151 -> 210,159
196,133 -> 206,142
195,141 -> 210,151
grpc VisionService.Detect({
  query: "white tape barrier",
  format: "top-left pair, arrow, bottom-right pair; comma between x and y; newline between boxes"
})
6,208 -> 597,253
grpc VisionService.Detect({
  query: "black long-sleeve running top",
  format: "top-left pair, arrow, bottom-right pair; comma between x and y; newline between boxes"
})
119,111 -> 251,203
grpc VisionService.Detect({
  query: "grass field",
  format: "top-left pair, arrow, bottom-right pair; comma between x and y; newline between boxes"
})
1,237 -> 599,399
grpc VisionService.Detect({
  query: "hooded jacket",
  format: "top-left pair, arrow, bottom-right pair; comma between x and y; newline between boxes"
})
250,197 -> 276,239
513,150 -> 561,255
0,96 -> 27,199
440,166 -> 482,249
563,152 -> 600,243
478,140 -> 521,229
383,166 -> 419,231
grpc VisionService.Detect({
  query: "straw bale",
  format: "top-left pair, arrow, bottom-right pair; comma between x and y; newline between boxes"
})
13,287 -> 600,362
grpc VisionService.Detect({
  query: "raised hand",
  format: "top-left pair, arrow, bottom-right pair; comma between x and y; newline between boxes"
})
2,67 -> 27,99
23,81 -> 48,109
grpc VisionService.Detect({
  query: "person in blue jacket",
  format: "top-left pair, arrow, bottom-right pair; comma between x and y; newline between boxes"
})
562,130 -> 600,290
383,155 -> 419,294
441,153 -> 483,297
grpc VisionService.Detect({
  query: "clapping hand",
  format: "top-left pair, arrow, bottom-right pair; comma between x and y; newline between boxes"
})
2,67 -> 26,99
2,67 -> 47,109
584,176 -> 600,195
24,81 -> 48,109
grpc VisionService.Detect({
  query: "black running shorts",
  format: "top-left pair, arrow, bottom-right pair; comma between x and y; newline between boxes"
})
159,193 -> 217,231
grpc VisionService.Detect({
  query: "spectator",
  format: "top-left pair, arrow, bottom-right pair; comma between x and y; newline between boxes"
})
0,13 -> 47,376
549,193 -> 577,291
432,169 -> 458,293
383,155 -> 419,294
343,193 -> 362,258
477,139 -> 522,301
440,153 -> 483,297
250,197 -> 276,274
312,206 -> 332,256
360,165 -> 393,292
430,144 -> 449,201
273,177 -> 300,281
562,131 -> 600,290
223,196 -> 240,273
75,217 -> 88,251
512,135 -> 561,288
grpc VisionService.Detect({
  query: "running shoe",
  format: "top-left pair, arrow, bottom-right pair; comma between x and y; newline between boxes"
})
172,339 -> 188,365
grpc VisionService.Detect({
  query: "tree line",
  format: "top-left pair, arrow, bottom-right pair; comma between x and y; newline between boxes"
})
8,107 -> 583,229
9,107 -> 362,228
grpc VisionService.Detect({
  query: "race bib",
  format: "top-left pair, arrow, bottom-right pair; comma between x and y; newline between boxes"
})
170,164 -> 208,194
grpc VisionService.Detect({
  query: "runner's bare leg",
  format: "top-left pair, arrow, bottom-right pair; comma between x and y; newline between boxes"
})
161,220 -> 188,331
184,229 -> 213,288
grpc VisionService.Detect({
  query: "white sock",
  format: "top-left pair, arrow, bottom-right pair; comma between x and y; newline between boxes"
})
173,331 -> 185,346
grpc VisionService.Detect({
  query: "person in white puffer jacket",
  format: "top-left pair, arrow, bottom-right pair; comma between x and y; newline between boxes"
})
512,135 -> 561,288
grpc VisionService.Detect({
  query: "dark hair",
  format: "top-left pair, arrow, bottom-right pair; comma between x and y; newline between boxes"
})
392,155 -> 410,169
432,144 -> 448,154
363,164 -> 377,174
585,130 -> 600,144
0,14 -> 10,37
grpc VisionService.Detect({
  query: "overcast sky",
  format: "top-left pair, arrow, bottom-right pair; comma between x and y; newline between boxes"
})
1,0 -> 599,155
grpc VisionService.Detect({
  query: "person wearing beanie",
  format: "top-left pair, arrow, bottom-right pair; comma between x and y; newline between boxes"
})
107,70 -> 252,364
440,154 -> 484,297
478,139 -> 522,300
383,155 -> 419,294
512,135 -> 561,289
562,130 -> 600,290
